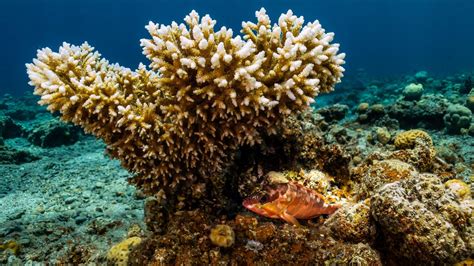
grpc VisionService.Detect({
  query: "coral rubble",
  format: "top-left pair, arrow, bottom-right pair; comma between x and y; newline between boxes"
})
127,211 -> 382,265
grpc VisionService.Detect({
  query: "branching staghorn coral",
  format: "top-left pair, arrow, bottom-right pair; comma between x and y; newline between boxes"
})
26,8 -> 345,199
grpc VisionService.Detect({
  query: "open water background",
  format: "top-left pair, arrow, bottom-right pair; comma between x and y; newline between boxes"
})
1,0 -> 474,95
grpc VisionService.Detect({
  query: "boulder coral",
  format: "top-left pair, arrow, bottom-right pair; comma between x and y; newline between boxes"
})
402,83 -> 423,101
391,129 -> 436,171
26,8 -> 345,199
444,104 -> 472,134
394,129 -> 433,150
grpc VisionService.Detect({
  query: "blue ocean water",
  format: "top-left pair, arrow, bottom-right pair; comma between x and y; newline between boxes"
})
1,0 -> 474,95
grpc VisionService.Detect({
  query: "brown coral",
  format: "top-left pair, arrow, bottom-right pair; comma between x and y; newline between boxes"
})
26,8 -> 345,199
392,129 -> 436,171
394,129 -> 433,150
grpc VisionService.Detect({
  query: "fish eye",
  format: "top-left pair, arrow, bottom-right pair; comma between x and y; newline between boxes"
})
261,194 -> 269,202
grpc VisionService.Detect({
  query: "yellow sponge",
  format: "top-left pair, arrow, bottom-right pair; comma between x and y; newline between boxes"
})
209,224 -> 234,247
107,237 -> 142,266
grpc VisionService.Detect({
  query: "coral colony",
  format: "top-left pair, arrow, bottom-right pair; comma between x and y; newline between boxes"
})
26,8 -> 345,199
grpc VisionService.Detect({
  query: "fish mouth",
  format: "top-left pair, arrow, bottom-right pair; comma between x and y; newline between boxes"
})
242,195 -> 262,208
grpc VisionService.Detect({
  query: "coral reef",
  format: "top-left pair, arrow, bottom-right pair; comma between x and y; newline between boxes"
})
445,179 -> 471,200
2,67 -> 473,264
355,159 -> 418,198
356,103 -> 387,124
278,110 -> 352,177
378,127 -> 392,143
26,8 -> 345,203
390,129 -> 437,171
4,3 -> 471,263
394,129 -> 433,150
388,94 -> 449,129
316,103 -> 348,122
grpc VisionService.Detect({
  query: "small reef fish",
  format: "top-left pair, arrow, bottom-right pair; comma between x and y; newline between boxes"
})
243,181 -> 341,226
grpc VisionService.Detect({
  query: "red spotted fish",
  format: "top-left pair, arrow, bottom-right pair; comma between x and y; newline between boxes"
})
243,181 -> 341,226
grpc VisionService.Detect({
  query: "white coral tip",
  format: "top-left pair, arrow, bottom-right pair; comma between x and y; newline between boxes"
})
70,95 -> 79,103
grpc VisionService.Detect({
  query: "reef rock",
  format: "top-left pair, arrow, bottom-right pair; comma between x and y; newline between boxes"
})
27,119 -> 81,147
316,104 -> 349,123
444,104 -> 472,134
128,211 -> 382,265
324,199 -> 376,243
356,159 -> 418,198
403,83 -> 424,101
0,145 -> 38,164
389,130 -> 436,171
388,94 -> 449,129
371,174 -> 473,264
0,115 -> 24,139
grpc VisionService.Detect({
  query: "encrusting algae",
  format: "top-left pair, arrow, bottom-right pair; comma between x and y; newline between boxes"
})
0,240 -> 20,256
